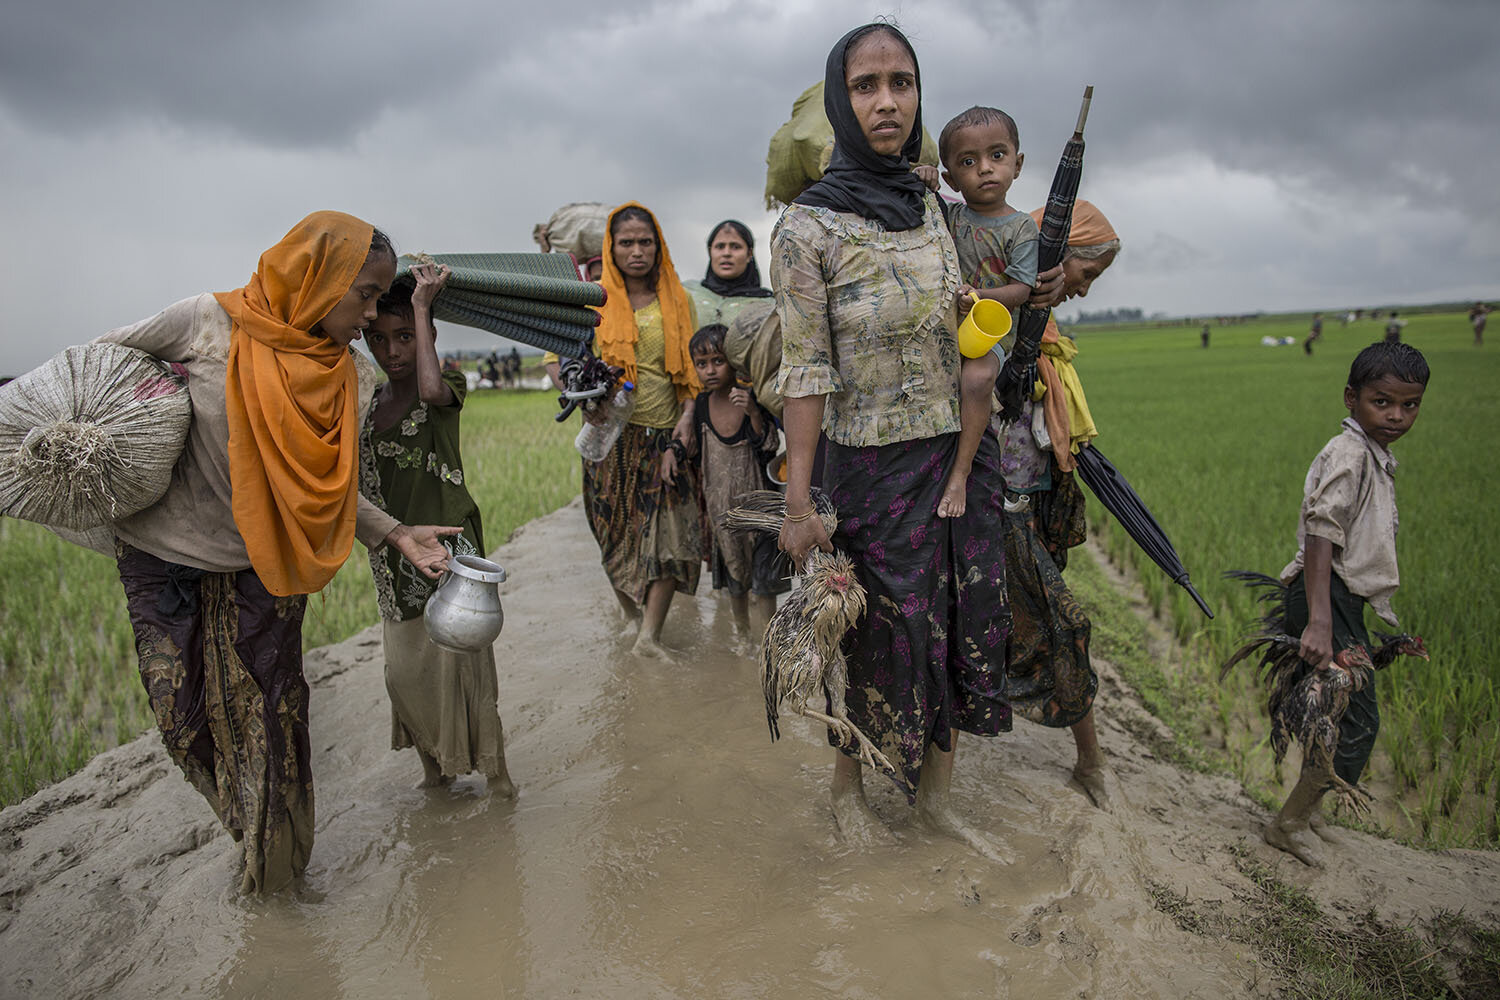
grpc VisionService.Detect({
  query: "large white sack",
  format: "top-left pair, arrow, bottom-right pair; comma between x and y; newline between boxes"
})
0,343 -> 190,530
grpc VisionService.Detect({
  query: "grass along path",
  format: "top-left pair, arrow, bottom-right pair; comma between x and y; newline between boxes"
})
1069,309 -> 1499,847
0,389 -> 579,808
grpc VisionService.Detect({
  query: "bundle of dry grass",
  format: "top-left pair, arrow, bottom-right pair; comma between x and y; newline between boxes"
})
0,343 -> 190,529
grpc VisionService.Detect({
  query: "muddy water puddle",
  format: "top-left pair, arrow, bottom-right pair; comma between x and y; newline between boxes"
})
1,504 -> 1270,999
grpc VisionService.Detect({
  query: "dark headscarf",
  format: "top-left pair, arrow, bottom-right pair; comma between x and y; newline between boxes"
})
701,220 -> 772,298
794,23 -> 929,232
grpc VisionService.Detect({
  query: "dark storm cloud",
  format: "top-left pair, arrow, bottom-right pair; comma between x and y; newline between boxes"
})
1,0 -> 1496,375
0,0 -> 507,144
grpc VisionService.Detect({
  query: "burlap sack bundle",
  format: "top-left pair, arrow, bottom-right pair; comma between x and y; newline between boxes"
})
531,202 -> 609,262
0,343 -> 190,529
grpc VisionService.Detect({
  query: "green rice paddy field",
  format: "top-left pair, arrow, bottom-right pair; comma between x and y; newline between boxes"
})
1074,309 -> 1499,847
2,314 -> 1496,850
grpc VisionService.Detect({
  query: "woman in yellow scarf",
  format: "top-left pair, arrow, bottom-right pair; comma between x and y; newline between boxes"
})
99,211 -> 457,893
999,199 -> 1121,810
583,202 -> 702,659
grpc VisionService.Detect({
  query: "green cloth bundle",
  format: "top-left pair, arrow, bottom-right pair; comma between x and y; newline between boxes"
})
395,252 -> 605,357
764,81 -> 942,209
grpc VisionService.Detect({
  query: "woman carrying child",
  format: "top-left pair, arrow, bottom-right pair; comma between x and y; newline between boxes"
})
584,203 -> 702,659
774,23 -> 1059,853
688,323 -> 788,636
360,261 -> 516,794
97,212 -> 458,892
683,219 -> 774,329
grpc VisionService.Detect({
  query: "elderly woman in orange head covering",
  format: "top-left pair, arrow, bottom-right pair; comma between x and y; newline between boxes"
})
95,211 -> 458,893
583,202 -> 702,659
996,199 -> 1120,809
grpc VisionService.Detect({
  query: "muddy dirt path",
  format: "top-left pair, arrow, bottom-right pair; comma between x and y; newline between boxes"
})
2,499 -> 1496,998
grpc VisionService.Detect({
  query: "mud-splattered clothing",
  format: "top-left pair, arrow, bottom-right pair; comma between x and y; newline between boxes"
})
771,196 -> 962,447
583,423 -> 701,603
360,370 -> 484,622
1279,417 -> 1401,627
115,540 -> 312,894
825,433 -> 1010,801
359,369 -> 506,779
693,391 -> 789,598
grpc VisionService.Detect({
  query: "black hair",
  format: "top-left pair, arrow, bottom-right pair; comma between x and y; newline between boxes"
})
1347,341 -> 1430,390
708,220 -> 754,252
610,206 -> 662,286
938,106 -> 1020,167
689,323 -> 728,357
369,227 -> 396,265
375,279 -> 415,323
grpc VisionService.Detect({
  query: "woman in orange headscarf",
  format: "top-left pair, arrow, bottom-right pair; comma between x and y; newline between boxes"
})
998,199 -> 1121,810
96,212 -> 458,893
583,202 -> 702,659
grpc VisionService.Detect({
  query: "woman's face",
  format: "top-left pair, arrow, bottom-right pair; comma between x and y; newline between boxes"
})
844,30 -> 918,157
1061,250 -> 1117,301
612,218 -> 658,280
316,252 -> 396,347
709,225 -> 751,281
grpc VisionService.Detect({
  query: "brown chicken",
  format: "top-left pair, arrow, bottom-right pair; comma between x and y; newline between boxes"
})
723,489 -> 894,774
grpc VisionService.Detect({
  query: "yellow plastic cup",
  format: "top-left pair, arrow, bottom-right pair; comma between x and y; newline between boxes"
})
957,299 -> 1014,358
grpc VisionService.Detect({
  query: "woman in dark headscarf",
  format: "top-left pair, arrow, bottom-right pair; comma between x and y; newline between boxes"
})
772,23 -> 1060,853
684,219 -> 773,329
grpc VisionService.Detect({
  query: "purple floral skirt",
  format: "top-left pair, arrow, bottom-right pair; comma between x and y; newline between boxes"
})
824,430 -> 1010,801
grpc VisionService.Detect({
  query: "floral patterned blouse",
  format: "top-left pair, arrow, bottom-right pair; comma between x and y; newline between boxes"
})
359,369 -> 485,621
771,194 -> 962,448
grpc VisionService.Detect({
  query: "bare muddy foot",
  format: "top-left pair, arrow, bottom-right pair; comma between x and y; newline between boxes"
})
417,749 -> 454,789
1263,817 -> 1324,867
919,802 -> 1015,864
488,764 -> 518,799
936,471 -> 968,519
830,784 -> 898,848
1072,762 -> 1115,812
1308,809 -> 1341,844
630,634 -> 678,662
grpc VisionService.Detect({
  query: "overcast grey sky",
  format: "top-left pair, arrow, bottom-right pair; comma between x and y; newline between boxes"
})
1,0 -> 1496,373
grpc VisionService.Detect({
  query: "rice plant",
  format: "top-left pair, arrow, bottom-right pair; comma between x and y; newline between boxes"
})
1072,308 -> 1499,846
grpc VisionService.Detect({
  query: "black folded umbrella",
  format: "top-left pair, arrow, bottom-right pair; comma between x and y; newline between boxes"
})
997,86 -> 1092,423
1074,444 -> 1214,618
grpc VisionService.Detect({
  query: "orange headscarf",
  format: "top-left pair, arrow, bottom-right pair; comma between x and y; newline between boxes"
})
214,211 -> 375,596
1027,200 -> 1118,471
595,202 -> 699,400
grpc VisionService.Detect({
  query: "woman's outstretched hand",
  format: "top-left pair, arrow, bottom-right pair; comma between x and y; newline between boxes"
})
386,523 -> 463,578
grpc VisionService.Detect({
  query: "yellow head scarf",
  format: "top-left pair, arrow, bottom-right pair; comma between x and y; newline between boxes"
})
595,202 -> 699,401
214,210 -> 374,596
1026,200 -> 1117,469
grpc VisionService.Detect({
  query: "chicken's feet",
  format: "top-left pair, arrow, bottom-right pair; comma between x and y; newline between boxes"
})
804,710 -> 895,775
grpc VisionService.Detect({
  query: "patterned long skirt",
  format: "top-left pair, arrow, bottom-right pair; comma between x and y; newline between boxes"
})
582,422 -> 701,604
115,541 -> 313,894
823,431 -> 1010,801
1002,501 -> 1097,728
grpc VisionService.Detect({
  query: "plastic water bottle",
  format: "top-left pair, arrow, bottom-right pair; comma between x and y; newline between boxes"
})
574,383 -> 635,461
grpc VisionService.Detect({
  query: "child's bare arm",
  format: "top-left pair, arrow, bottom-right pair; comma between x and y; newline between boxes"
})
960,280 -> 1032,312
411,263 -> 454,406
1299,535 -> 1336,668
